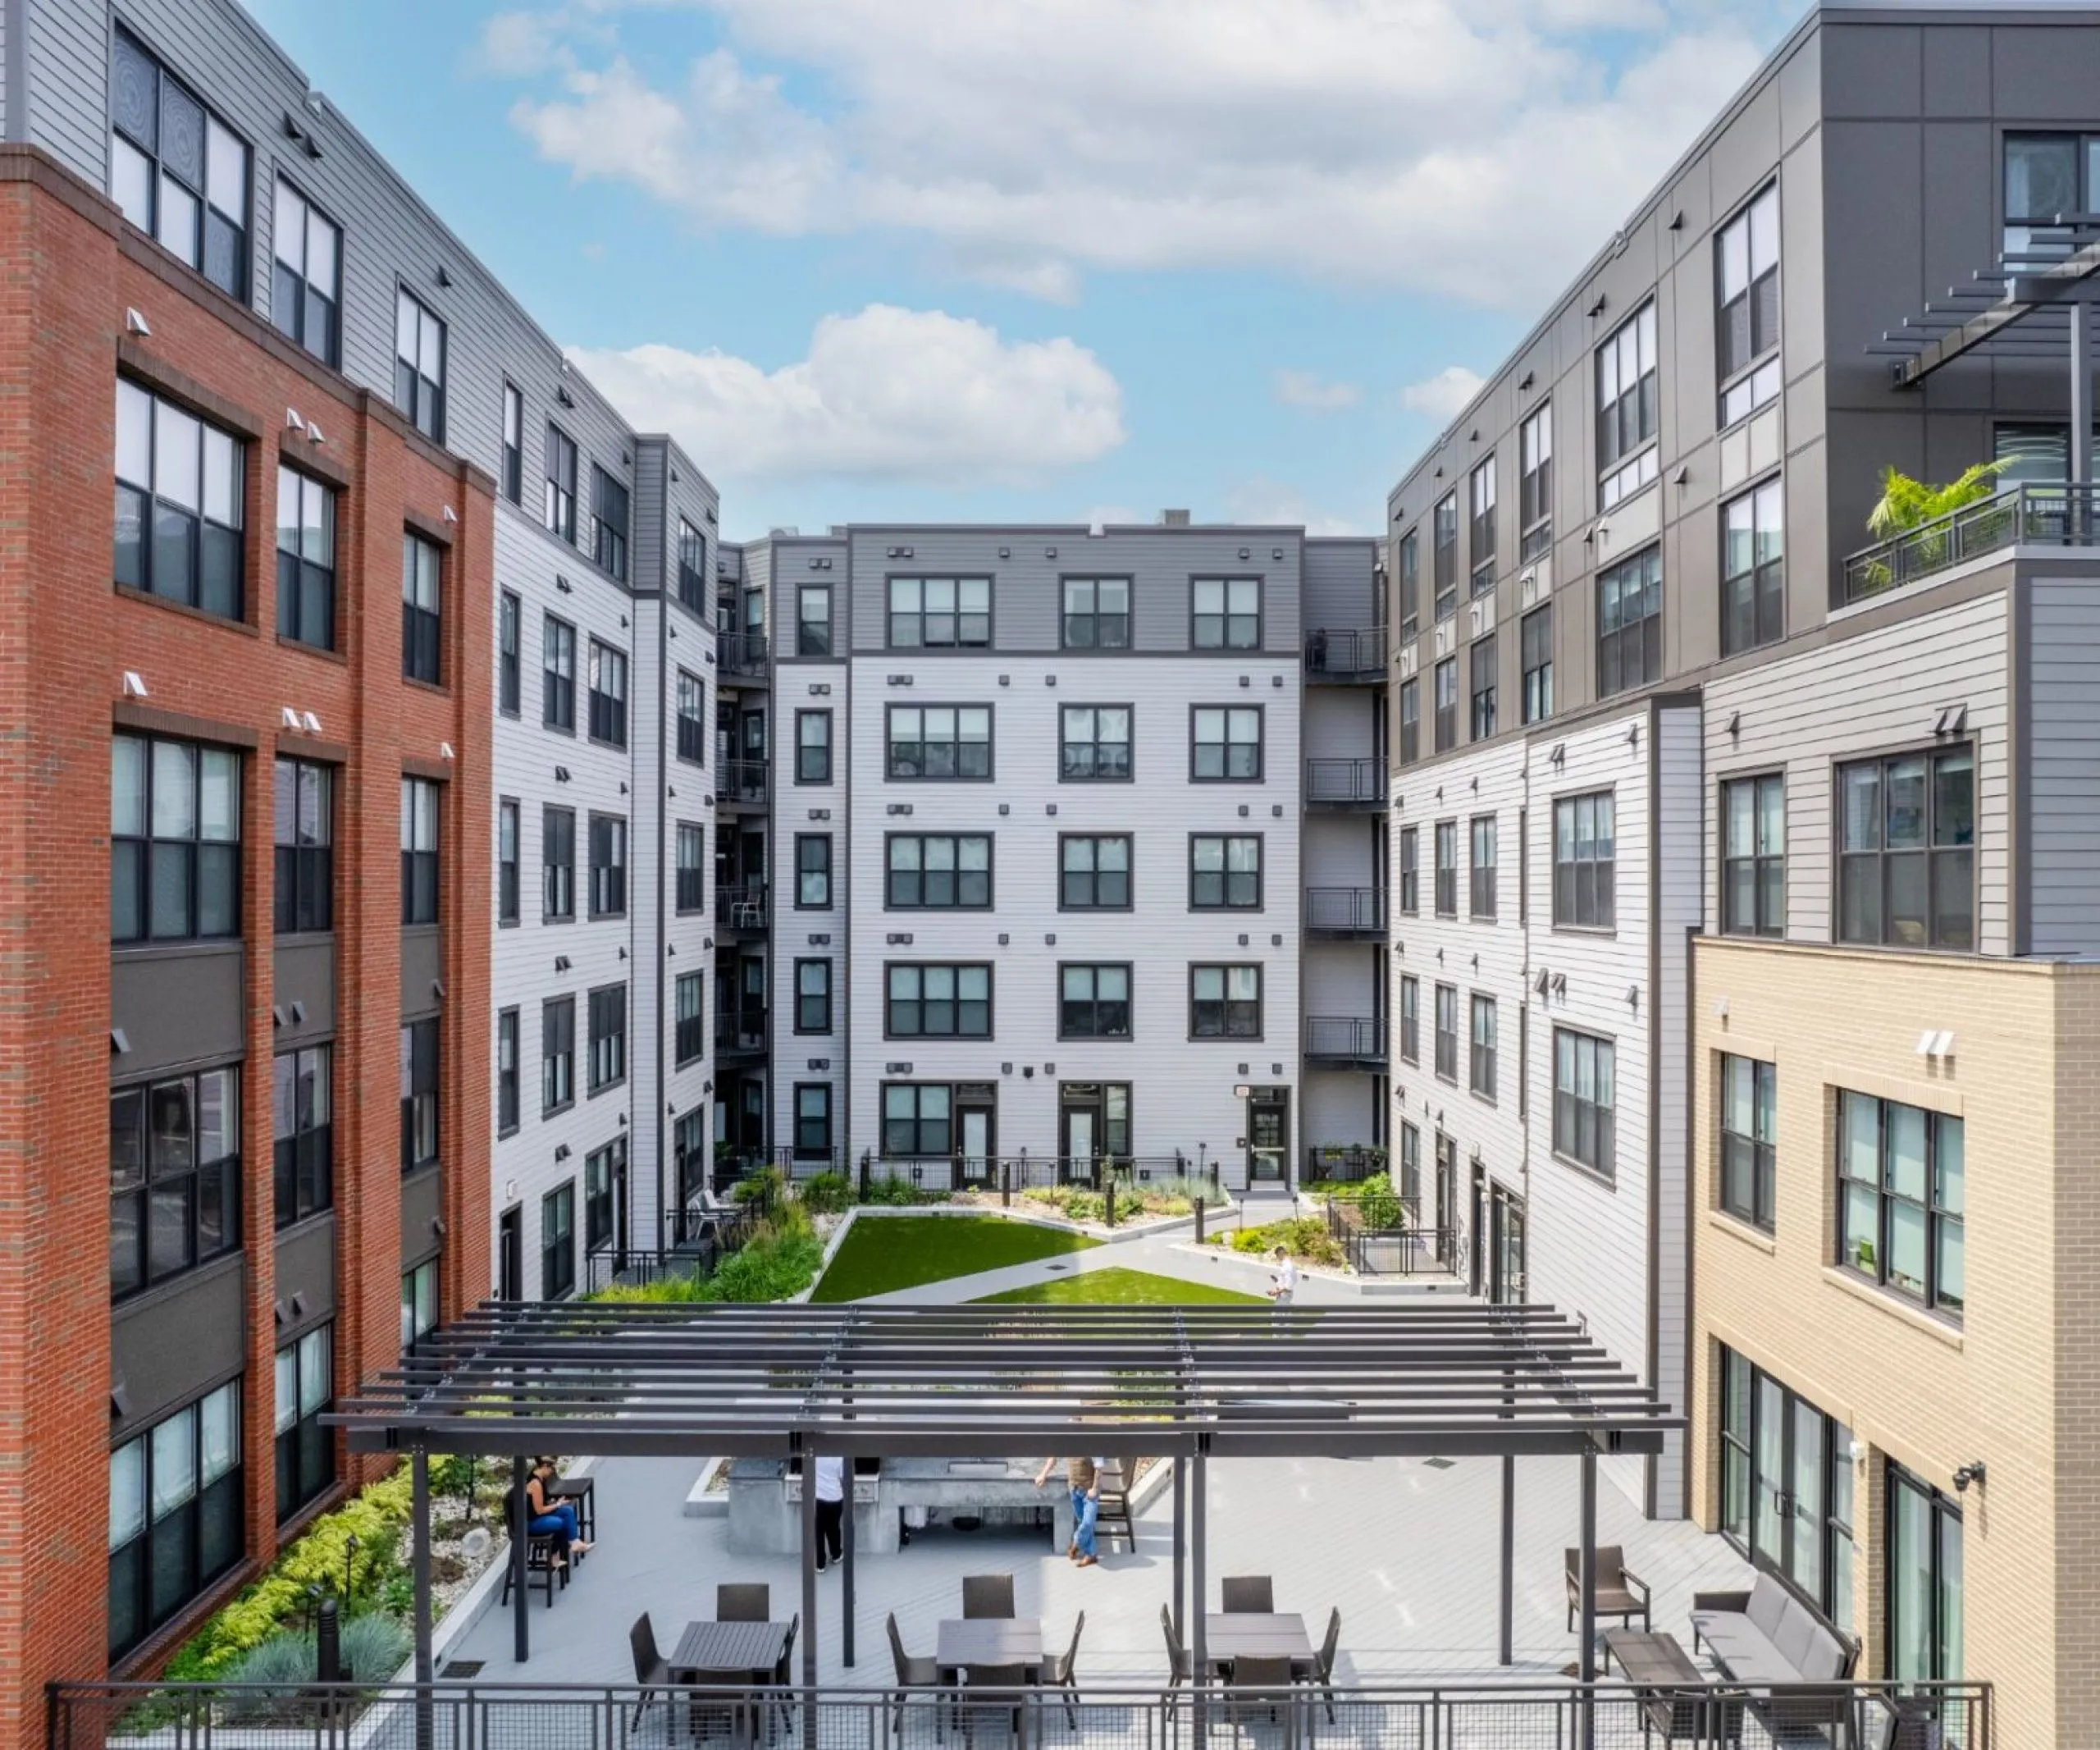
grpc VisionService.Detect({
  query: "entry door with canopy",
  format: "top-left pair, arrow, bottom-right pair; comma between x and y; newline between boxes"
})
1248,1088 -> 1290,1183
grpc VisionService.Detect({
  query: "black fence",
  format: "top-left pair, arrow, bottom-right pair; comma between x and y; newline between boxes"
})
717,631 -> 769,676
584,1195 -> 774,1296
1303,887 -> 1387,936
1324,1196 -> 1457,1279
714,1007 -> 768,1057
1303,1145 -> 1386,1184
1303,626 -> 1386,679
716,881 -> 769,930
1304,1016 -> 1387,1064
1303,757 -> 1387,807
716,757 -> 769,806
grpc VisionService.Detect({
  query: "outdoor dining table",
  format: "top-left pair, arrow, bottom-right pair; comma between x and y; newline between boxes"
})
1203,1612 -> 1315,1675
935,1616 -> 1045,1678
669,1620 -> 793,1746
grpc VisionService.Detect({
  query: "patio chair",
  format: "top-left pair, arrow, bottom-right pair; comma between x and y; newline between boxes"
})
1039,1612 -> 1085,1729
1563,1547 -> 1650,1634
1159,1605 -> 1193,1689
1093,1464 -> 1136,1552
1308,1607 -> 1342,1724
1224,1655 -> 1299,1729
1221,1575 -> 1274,1614
719,1582 -> 771,1622
767,1613 -> 801,1739
886,1613 -> 943,1740
628,1614 -> 673,1731
962,1574 -> 1016,1620
958,1663 -> 1034,1747
496,1489 -> 568,1608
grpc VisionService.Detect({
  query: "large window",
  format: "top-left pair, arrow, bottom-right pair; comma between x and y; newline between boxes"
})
402,532 -> 441,684
543,615 -> 576,731
1838,1091 -> 1963,1317
1723,480 -> 1784,656
797,585 -> 832,657
675,822 -> 705,913
274,1325 -> 333,1524
1552,792 -> 1615,930
887,706 -> 991,780
795,959 -> 833,1035
1719,1054 -> 1776,1231
889,577 -> 990,647
1597,545 -> 1661,697
499,592 -> 521,716
1399,678 -> 1420,765
110,1067 -> 240,1299
1519,403 -> 1553,561
541,998 -> 574,1114
1191,706 -> 1262,779
1433,984 -> 1458,1081
502,383 -> 524,504
1468,457 -> 1497,596
1470,994 -> 1498,1101
1191,834 -> 1262,910
1837,747 -> 1974,952
1192,578 -> 1260,649
588,813 -> 627,918
1469,816 -> 1497,919
496,1008 -> 519,1133
674,973 -> 705,1067
887,964 -> 991,1038
1398,827 -> 1418,916
796,709 -> 833,784
107,1382 -> 242,1658
543,424 -> 578,544
1432,493 -> 1458,622
676,670 -> 706,765
275,467 -> 336,649
394,289 -> 446,443
400,1019 -> 438,1171
400,1259 -> 438,1351
678,519 -> 708,615
1434,820 -> 1458,917
112,734 -> 240,944
272,180 -> 340,367
1718,185 -> 1781,426
588,641 -> 628,747
1396,532 -> 1420,643
795,1085 -> 833,1160
1552,1029 -> 1615,1174
883,1085 -> 952,1157
587,983 -> 627,1091
1061,706 -> 1132,780
1719,1350 -> 1855,1633
543,806 -> 575,921
796,834 -> 832,909
400,778 -> 440,925
1190,965 -> 1262,1039
114,380 -> 244,620
2004,132 -> 2100,259
274,757 -> 332,935
1433,657 -> 1458,753
586,1141 -> 621,1254
888,834 -> 993,909
1722,774 -> 1784,936
1063,578 -> 1130,649
272,1045 -> 331,1230
1399,976 -> 1419,1065
1060,835 -> 1130,910
1596,301 -> 1659,508
110,30 -> 249,298
1061,964 -> 1133,1039
1521,604 -> 1553,724
541,1182 -> 575,1301
591,465 -> 628,582
1469,633 -> 1497,741
1888,1465 -> 1962,1686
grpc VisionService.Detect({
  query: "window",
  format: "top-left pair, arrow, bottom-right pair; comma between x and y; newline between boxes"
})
1191,706 -> 1262,779
501,382 -> 524,503
494,798 -> 519,925
112,734 -> 240,944
399,1018 -> 438,1172
270,180 -> 340,365
889,834 -> 993,909
541,998 -> 574,1113
2005,133 -> 2100,259
1193,578 -> 1260,649
582,641 -> 628,747
273,467 -> 336,649
273,757 -> 332,935
674,972 -> 705,1067
1434,820 -> 1458,917
1837,747 -> 1974,951
1433,984 -> 1458,1081
1518,605 -> 1554,725
588,813 -> 627,918
1888,1465 -> 1962,1685
543,424 -> 578,543
887,706 -> 992,780
399,778 -> 439,925
1060,835 -> 1130,910
1719,1350 -> 1856,1632
587,984 -> 626,1091
591,465 -> 628,581
1839,1092 -> 1963,1317
585,1140 -> 620,1252
110,30 -> 249,298
1720,774 -> 1784,936
1061,964 -> 1133,1039
1719,1055 -> 1777,1230
1398,678 -> 1420,766
1396,532 -> 1420,643
109,1067 -> 240,1298
1433,658 -> 1458,754
107,1381 -> 242,1659
796,709 -> 833,784
400,532 -> 442,684
796,835 -> 832,909
400,1259 -> 438,1351
1470,995 -> 1498,1100
542,615 -> 576,731
1432,493 -> 1458,622
543,806 -> 575,921
1597,545 -> 1661,697
1063,578 -> 1130,649
1552,792 -> 1615,929
1519,404 -> 1553,560
1596,302 -> 1659,508
795,960 -> 833,1035
114,380 -> 245,619
1718,185 -> 1781,426
1398,827 -> 1419,915
889,577 -> 990,647
887,964 -> 991,1038
393,289 -> 445,442
272,1045 -> 331,1230
1469,633 -> 1497,741
1190,965 -> 1261,1039
1190,834 -> 1262,909
675,822 -> 705,913
797,585 -> 832,656
496,1008 -> 519,1134
499,592 -> 521,715
1469,816 -> 1497,919
1722,480 -> 1784,656
274,1325 -> 332,1523
1552,1029 -> 1615,1173
541,1181 -> 575,1300
795,1085 -> 833,1159
883,1084 -> 952,1157
1469,457 -> 1497,596
676,670 -> 706,764
1399,976 -> 1420,1065
1061,705 -> 1132,780
678,519 -> 708,615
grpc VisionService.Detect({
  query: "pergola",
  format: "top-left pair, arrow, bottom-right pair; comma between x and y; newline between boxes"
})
335,1300 -> 1679,1691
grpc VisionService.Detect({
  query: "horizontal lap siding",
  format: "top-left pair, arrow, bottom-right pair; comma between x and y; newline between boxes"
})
26,0 -> 102,185
2026,575 -> 2100,955
1303,537 -> 1379,633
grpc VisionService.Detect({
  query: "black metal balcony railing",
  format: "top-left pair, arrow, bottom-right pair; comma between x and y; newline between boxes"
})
1303,1143 -> 1386,1184
717,630 -> 769,676
1303,756 -> 1388,808
1303,626 -> 1387,680
715,756 -> 769,806
714,1006 -> 767,1055
715,880 -> 769,931
1842,479 -> 2100,603
1303,886 -> 1387,936
1303,1015 -> 1387,1066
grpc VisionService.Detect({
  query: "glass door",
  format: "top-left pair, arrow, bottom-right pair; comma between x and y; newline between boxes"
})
1753,1373 -> 1787,1564
1432,1133 -> 1456,1264
1789,1401 -> 1827,1608
1889,1464 -> 1962,1686
957,1100 -> 995,1188
1060,1091 -> 1097,1186
1248,1090 -> 1290,1183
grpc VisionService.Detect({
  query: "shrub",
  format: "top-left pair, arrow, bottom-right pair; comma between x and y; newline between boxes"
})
1357,1184 -> 1404,1233
861,1173 -> 946,1207
732,1165 -> 785,1206
340,1611 -> 413,1682
797,1171 -> 853,1214
1219,1216 -> 1345,1268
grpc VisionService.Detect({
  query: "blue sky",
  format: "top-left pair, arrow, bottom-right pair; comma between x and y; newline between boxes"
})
245,0 -> 1794,543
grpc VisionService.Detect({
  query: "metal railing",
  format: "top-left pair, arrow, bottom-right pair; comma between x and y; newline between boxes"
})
1325,1195 -> 1457,1279
717,630 -> 770,676
1303,626 -> 1387,679
1303,1144 -> 1387,1184
714,1006 -> 768,1055
45,1678 -> 1994,1750
716,880 -> 770,930
1304,886 -> 1387,936
1304,757 -> 1388,807
1304,1015 -> 1388,1064
716,757 -> 769,806
856,1152 -> 1217,1203
1842,479 -> 2100,603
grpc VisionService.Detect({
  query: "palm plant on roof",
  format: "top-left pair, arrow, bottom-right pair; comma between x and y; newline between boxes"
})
1856,459 -> 2012,595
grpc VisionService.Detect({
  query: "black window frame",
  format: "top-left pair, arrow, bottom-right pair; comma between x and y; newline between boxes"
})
1551,791 -> 1616,931
1718,1349 -> 1856,1632
1521,604 -> 1553,725
587,812 -> 628,920
1433,983 -> 1458,1083
496,1007 -> 519,1135
888,833 -> 994,911
272,1044 -> 332,1230
1470,993 -> 1498,1102
393,286 -> 446,444
587,982 -> 627,1094
796,709 -> 833,784
1552,1027 -> 1616,1176
590,464 -> 629,582
1061,577 -> 1131,650
109,1064 -> 241,1300
541,1181 -> 576,1302
498,590 -> 521,716
677,519 -> 707,615
402,530 -> 442,686
1060,704 -> 1133,781
796,834 -> 833,910
273,1323 -> 334,1525
882,1083 -> 952,1158
886,704 -> 993,782
794,1084 -> 833,1160
271,176 -> 340,368
1886,1464 -> 1961,1683
1398,826 -> 1419,916
1060,962 -> 1134,1040
1596,544 -> 1662,699
1835,746 -> 1974,953
1433,657 -> 1458,754
1399,976 -> 1420,1066
1058,834 -> 1131,912
674,821 -> 705,914
106,1379 -> 243,1660
1719,1053 -> 1777,1231
1722,477 -> 1784,656
586,639 -> 629,748
273,755 -> 333,936
1190,704 -> 1263,782
1721,772 -> 1785,937
1468,456 -> 1497,597
885,962 -> 992,1039
1192,577 -> 1262,650
796,958 -> 834,1036
542,614 -> 576,732
1432,493 -> 1458,623
495,797 -> 519,926
543,423 -> 578,545
541,996 -> 575,1115
112,733 -> 242,946
1399,677 -> 1420,765
674,971 -> 705,1068
1838,1090 -> 1964,1319
1189,833 -> 1262,911
399,776 -> 440,926
114,378 -> 246,621
1396,531 -> 1420,643
1469,815 -> 1497,920
1469,632 -> 1497,742
888,576 -> 992,649
275,464 -> 336,650
1717,182 -> 1782,428
1596,301 -> 1659,509
1434,820 -> 1459,918
109,28 -> 249,300
796,583 -> 832,657
543,804 -> 576,922
1189,963 -> 1262,1040
1518,401 -> 1553,561
585,1140 -> 621,1253
501,382 -> 524,504
399,1017 -> 439,1173
675,669 -> 706,765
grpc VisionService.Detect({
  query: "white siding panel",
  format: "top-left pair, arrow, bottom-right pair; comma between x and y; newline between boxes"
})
27,0 -> 103,185
2026,574 -> 2100,955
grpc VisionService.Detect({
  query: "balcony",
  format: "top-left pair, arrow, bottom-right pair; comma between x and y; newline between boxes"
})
1842,480 -> 2100,604
714,1005 -> 767,1060
715,880 -> 769,933
1304,757 -> 1388,811
1304,885 -> 1386,939
717,631 -> 769,679
1303,626 -> 1387,683
715,756 -> 769,809
1304,1014 -> 1387,1070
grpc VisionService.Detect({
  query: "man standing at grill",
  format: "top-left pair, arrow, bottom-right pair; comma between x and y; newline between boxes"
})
1035,1454 -> 1106,1567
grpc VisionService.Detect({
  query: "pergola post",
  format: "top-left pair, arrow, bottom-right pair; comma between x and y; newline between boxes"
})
1171,1457 -> 1186,1640
1190,1446 -> 1208,1734
509,1454 -> 529,1664
842,1465 -> 856,1668
1577,1445 -> 1598,1684
1499,1454 -> 1514,1666
2074,296 -> 2093,491
411,1447 -> 434,1750
801,1441 -> 819,1688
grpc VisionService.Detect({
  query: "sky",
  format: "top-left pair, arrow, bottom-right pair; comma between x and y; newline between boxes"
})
244,0 -> 1798,544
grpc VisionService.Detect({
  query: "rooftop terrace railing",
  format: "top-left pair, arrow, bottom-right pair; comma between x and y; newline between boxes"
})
1841,479 -> 2100,604
1304,626 -> 1387,680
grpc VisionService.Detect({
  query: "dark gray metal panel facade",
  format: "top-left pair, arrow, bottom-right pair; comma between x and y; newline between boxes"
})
272,1212 -> 337,1333
111,1253 -> 244,1442
399,1165 -> 441,1270
272,937 -> 335,1046
399,925 -> 441,1020
112,944 -> 244,1080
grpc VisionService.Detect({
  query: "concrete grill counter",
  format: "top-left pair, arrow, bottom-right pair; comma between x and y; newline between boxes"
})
725,1456 -> 1072,1556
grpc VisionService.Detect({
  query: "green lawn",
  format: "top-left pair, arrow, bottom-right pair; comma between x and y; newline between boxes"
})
973,1265 -> 1262,1307
810,1213 -> 1100,1301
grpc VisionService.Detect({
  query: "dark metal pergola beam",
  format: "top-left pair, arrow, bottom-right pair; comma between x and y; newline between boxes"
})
1883,221 -> 2100,385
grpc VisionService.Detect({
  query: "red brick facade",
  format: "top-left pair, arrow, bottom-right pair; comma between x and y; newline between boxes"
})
0,148 -> 491,1749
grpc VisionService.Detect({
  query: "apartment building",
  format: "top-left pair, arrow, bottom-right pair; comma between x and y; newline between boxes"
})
1385,2 -> 2100,1737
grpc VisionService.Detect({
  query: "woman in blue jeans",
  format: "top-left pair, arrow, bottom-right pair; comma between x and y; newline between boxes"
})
527,1457 -> 592,1568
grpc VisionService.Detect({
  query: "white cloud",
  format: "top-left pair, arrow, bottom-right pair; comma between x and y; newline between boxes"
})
1273,370 -> 1363,413
491,0 -> 1771,304
1401,365 -> 1486,422
566,304 -> 1125,486
1225,477 -> 1367,538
